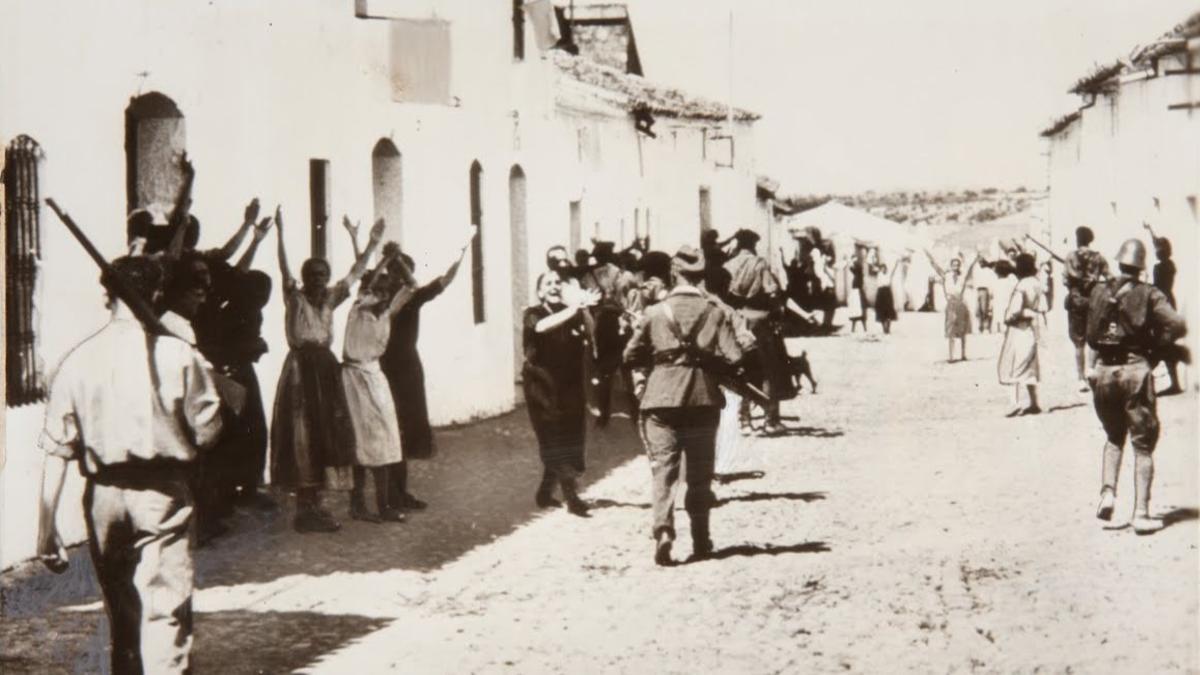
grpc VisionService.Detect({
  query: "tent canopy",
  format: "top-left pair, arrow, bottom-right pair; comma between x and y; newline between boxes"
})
785,200 -> 928,255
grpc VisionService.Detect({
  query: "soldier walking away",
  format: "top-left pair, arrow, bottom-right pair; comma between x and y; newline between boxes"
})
1065,226 -> 1111,392
624,245 -> 746,565
1087,239 -> 1187,535
724,229 -> 792,436
1146,227 -> 1183,396
37,256 -> 224,674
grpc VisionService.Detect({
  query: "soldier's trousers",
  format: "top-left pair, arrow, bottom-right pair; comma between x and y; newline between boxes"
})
83,474 -> 194,674
1092,361 -> 1159,451
641,407 -> 720,539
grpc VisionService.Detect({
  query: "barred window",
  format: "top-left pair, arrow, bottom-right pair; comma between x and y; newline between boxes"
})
4,135 -> 46,406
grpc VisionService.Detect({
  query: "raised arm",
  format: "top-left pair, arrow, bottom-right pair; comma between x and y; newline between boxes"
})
1143,221 -> 1159,241
212,199 -> 259,261
235,216 -> 274,272
339,218 -> 386,288
536,288 -> 599,333
343,216 -> 362,259
275,205 -> 295,287
164,153 -> 197,260
436,225 -> 477,289
965,253 -> 981,279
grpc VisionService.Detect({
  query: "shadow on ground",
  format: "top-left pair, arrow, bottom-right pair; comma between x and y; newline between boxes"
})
0,406 -> 643,669
683,541 -> 831,565
715,491 -> 827,507
0,607 -> 390,674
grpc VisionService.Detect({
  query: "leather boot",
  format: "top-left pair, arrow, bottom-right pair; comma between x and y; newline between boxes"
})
560,475 -> 590,517
535,468 -> 560,508
690,512 -> 713,560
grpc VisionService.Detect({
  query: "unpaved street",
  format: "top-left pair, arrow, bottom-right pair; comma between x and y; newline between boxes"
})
3,313 -> 1197,673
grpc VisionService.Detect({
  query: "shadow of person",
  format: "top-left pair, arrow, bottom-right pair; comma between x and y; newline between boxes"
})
684,541 -> 831,564
588,498 -> 651,510
764,426 -> 844,439
714,471 -> 766,485
715,491 -> 827,507
1046,402 -> 1087,414
1158,507 -> 1199,530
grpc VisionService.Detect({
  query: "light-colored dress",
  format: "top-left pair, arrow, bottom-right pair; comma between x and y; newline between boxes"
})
342,299 -> 404,467
997,276 -> 1047,385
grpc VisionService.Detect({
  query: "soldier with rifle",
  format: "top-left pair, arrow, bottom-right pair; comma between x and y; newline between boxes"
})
623,245 -> 763,566
1086,239 -> 1186,534
1063,227 -> 1111,391
38,200 -> 226,673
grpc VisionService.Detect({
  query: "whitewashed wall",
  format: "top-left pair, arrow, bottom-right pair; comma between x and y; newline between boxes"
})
1044,50 -> 1199,352
0,0 -> 762,567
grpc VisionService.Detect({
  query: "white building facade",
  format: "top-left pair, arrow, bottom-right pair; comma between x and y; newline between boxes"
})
0,0 -> 764,567
1041,15 -> 1199,344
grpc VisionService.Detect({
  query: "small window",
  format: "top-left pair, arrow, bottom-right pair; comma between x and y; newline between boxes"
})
310,159 -> 331,259
4,135 -> 47,406
470,161 -> 485,324
513,0 -> 525,61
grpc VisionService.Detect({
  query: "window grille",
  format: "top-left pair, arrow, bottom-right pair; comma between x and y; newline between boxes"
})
4,135 -> 47,406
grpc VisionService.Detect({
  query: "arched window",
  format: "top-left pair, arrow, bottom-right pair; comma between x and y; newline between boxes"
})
372,139 -> 403,243
4,135 -> 46,406
470,161 -> 485,324
124,92 -> 186,227
508,165 -> 528,377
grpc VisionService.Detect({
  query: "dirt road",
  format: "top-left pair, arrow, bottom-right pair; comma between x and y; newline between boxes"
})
3,313 -> 1196,673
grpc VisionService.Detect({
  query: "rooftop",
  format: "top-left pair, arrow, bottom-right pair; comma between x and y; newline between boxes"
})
551,49 -> 760,122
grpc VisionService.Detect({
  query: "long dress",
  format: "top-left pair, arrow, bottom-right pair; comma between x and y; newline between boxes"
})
270,282 -> 356,490
942,271 -> 972,338
997,276 -> 1047,385
380,280 -> 445,459
522,305 -> 588,477
342,299 -> 404,467
875,277 -> 898,323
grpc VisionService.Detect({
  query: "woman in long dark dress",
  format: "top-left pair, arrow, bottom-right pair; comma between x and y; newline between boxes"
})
523,270 -> 599,517
271,210 -> 383,533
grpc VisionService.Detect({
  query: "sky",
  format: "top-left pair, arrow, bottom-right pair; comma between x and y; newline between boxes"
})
621,0 -> 1197,195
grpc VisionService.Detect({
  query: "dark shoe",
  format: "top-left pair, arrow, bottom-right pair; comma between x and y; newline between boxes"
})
1096,492 -> 1115,521
379,508 -> 407,523
654,533 -> 674,566
1004,408 -> 1023,418
566,499 -> 591,518
401,493 -> 427,511
294,510 -> 341,533
536,493 -> 562,509
1159,385 -> 1184,397
690,538 -> 714,562
1019,405 -> 1042,416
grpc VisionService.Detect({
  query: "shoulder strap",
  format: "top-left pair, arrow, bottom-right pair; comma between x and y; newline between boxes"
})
661,301 -> 713,349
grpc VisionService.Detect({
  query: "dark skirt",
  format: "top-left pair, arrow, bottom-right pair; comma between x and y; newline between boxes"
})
745,317 -> 799,402
875,286 -> 898,323
381,354 -> 437,459
523,366 -> 586,476
270,346 -> 356,490
223,362 -> 268,490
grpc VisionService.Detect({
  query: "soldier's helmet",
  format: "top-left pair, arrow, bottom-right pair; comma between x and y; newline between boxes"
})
1115,238 -> 1147,270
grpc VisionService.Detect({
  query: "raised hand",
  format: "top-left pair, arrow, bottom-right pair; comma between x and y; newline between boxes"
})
244,198 -> 261,225
274,206 -> 284,231
343,215 -> 359,238
368,218 -> 386,243
253,216 -> 274,240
